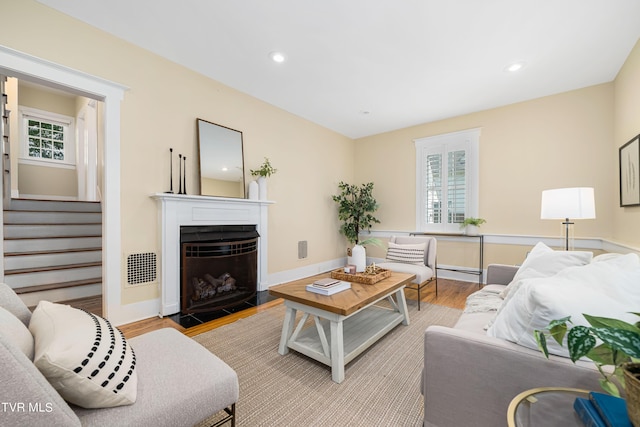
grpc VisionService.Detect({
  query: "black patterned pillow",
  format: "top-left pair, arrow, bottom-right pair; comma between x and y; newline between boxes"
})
28,301 -> 137,408
386,242 -> 426,265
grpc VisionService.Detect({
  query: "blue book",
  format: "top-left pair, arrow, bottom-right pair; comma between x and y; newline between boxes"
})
589,392 -> 632,427
574,397 -> 607,427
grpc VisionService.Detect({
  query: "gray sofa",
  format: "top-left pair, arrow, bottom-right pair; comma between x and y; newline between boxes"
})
422,264 -> 603,427
0,283 -> 238,427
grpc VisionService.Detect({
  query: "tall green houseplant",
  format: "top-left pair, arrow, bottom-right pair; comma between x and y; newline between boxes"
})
332,181 -> 380,245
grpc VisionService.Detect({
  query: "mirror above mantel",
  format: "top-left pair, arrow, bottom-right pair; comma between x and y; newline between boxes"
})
196,118 -> 245,198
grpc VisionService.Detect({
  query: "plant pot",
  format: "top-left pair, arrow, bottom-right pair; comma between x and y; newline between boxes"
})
624,363 -> 640,426
348,244 -> 366,272
465,225 -> 479,236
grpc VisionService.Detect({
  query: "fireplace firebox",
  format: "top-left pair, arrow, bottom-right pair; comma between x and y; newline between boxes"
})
180,225 -> 259,314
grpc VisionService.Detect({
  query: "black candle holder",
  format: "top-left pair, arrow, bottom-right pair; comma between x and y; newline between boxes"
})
166,148 -> 174,193
178,154 -> 183,194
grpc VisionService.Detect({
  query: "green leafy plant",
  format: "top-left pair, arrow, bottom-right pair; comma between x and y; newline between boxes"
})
534,314 -> 640,396
250,157 -> 277,177
459,217 -> 486,229
332,181 -> 381,246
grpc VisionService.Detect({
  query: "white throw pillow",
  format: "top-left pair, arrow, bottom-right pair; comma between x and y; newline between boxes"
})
499,242 -> 592,299
487,253 -> 640,357
29,301 -> 137,408
0,306 -> 34,360
386,241 -> 426,265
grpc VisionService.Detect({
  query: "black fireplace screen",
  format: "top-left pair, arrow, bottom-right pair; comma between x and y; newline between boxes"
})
180,225 -> 258,314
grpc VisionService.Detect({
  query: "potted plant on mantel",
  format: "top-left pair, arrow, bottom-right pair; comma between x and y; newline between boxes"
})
332,181 -> 381,272
534,314 -> 640,425
460,217 -> 486,236
249,157 -> 277,200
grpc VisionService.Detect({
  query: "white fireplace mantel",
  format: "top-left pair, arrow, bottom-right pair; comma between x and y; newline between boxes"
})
152,193 -> 273,316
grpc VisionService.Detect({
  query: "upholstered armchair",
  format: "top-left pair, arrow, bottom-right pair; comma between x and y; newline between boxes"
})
377,235 -> 437,310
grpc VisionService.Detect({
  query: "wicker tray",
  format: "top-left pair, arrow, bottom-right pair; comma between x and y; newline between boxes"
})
330,267 -> 391,285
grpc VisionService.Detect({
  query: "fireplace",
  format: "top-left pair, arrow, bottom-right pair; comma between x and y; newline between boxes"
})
180,225 -> 259,314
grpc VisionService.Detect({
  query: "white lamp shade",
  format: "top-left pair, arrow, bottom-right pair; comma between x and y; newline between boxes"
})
540,187 -> 596,219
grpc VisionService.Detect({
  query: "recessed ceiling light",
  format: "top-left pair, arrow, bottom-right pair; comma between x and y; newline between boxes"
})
269,51 -> 286,63
222,167 -> 228,172
505,62 -> 526,72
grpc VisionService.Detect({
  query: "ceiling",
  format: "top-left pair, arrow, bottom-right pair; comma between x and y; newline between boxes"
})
37,0 -> 640,139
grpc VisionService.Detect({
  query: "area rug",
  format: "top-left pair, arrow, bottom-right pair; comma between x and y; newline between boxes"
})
192,301 -> 462,427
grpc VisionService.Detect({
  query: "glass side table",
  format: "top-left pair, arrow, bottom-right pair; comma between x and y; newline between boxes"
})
507,387 -> 590,427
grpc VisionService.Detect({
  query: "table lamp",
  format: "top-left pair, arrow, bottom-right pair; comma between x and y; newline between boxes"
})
540,187 -> 596,250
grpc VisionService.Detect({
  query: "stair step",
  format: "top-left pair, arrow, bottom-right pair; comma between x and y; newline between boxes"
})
17,282 -> 102,308
4,236 -> 102,253
14,278 -> 102,294
3,210 -> 101,224
3,224 -> 101,239
5,263 -> 102,288
6,199 -> 101,212
4,250 -> 101,271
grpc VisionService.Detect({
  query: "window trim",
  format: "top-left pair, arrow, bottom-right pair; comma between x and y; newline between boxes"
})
414,128 -> 480,233
19,106 -> 76,169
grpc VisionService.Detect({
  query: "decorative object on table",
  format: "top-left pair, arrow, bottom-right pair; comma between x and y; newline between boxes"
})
534,313 -> 640,398
182,156 -> 187,195
330,266 -> 390,285
588,391 -> 633,427
344,265 -> 356,274
540,187 -> 596,250
332,181 -> 381,272
305,281 -> 351,296
178,154 -> 183,194
250,157 -> 277,200
166,148 -> 174,193
573,397 -> 606,427
460,217 -> 486,236
619,134 -> 640,207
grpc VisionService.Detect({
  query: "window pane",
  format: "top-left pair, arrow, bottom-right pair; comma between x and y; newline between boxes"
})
28,138 -> 40,148
53,151 -> 64,161
41,122 -> 52,130
29,147 -> 40,157
447,150 -> 466,224
53,124 -> 63,132
53,141 -> 63,150
52,131 -> 63,141
42,149 -> 52,159
42,141 -> 52,150
41,129 -> 52,139
425,153 -> 442,224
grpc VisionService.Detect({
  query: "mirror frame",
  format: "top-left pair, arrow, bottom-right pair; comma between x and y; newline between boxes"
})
196,118 -> 246,198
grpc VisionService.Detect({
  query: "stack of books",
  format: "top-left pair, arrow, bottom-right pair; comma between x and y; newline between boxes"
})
574,391 -> 632,427
305,278 -> 351,295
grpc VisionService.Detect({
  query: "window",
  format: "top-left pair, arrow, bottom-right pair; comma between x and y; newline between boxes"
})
19,107 -> 75,168
415,128 -> 480,233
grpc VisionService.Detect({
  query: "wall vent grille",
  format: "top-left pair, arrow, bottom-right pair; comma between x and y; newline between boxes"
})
126,252 -> 157,286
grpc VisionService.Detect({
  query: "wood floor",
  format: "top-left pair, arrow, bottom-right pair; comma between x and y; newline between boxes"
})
65,277 -> 478,339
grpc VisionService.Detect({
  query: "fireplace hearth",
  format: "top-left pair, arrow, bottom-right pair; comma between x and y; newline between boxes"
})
180,225 -> 259,314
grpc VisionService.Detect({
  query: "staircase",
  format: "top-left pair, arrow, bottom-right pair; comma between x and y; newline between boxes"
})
3,199 -> 102,307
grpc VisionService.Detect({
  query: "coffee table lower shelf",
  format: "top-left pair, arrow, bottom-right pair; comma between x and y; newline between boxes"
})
277,287 -> 409,383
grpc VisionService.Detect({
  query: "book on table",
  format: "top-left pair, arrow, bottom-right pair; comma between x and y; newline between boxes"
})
588,392 -> 632,427
312,278 -> 342,288
574,397 -> 606,427
306,281 -> 351,295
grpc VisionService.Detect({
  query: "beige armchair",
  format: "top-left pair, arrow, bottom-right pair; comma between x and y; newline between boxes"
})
377,235 -> 437,310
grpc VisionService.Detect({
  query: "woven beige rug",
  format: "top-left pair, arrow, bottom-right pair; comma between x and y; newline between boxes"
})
193,302 -> 461,427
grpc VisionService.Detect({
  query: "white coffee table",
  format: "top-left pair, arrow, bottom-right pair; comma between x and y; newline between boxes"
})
269,272 -> 415,383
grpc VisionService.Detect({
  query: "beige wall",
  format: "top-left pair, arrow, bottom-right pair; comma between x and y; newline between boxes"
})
1,0 -> 354,305
613,39 -> 640,246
